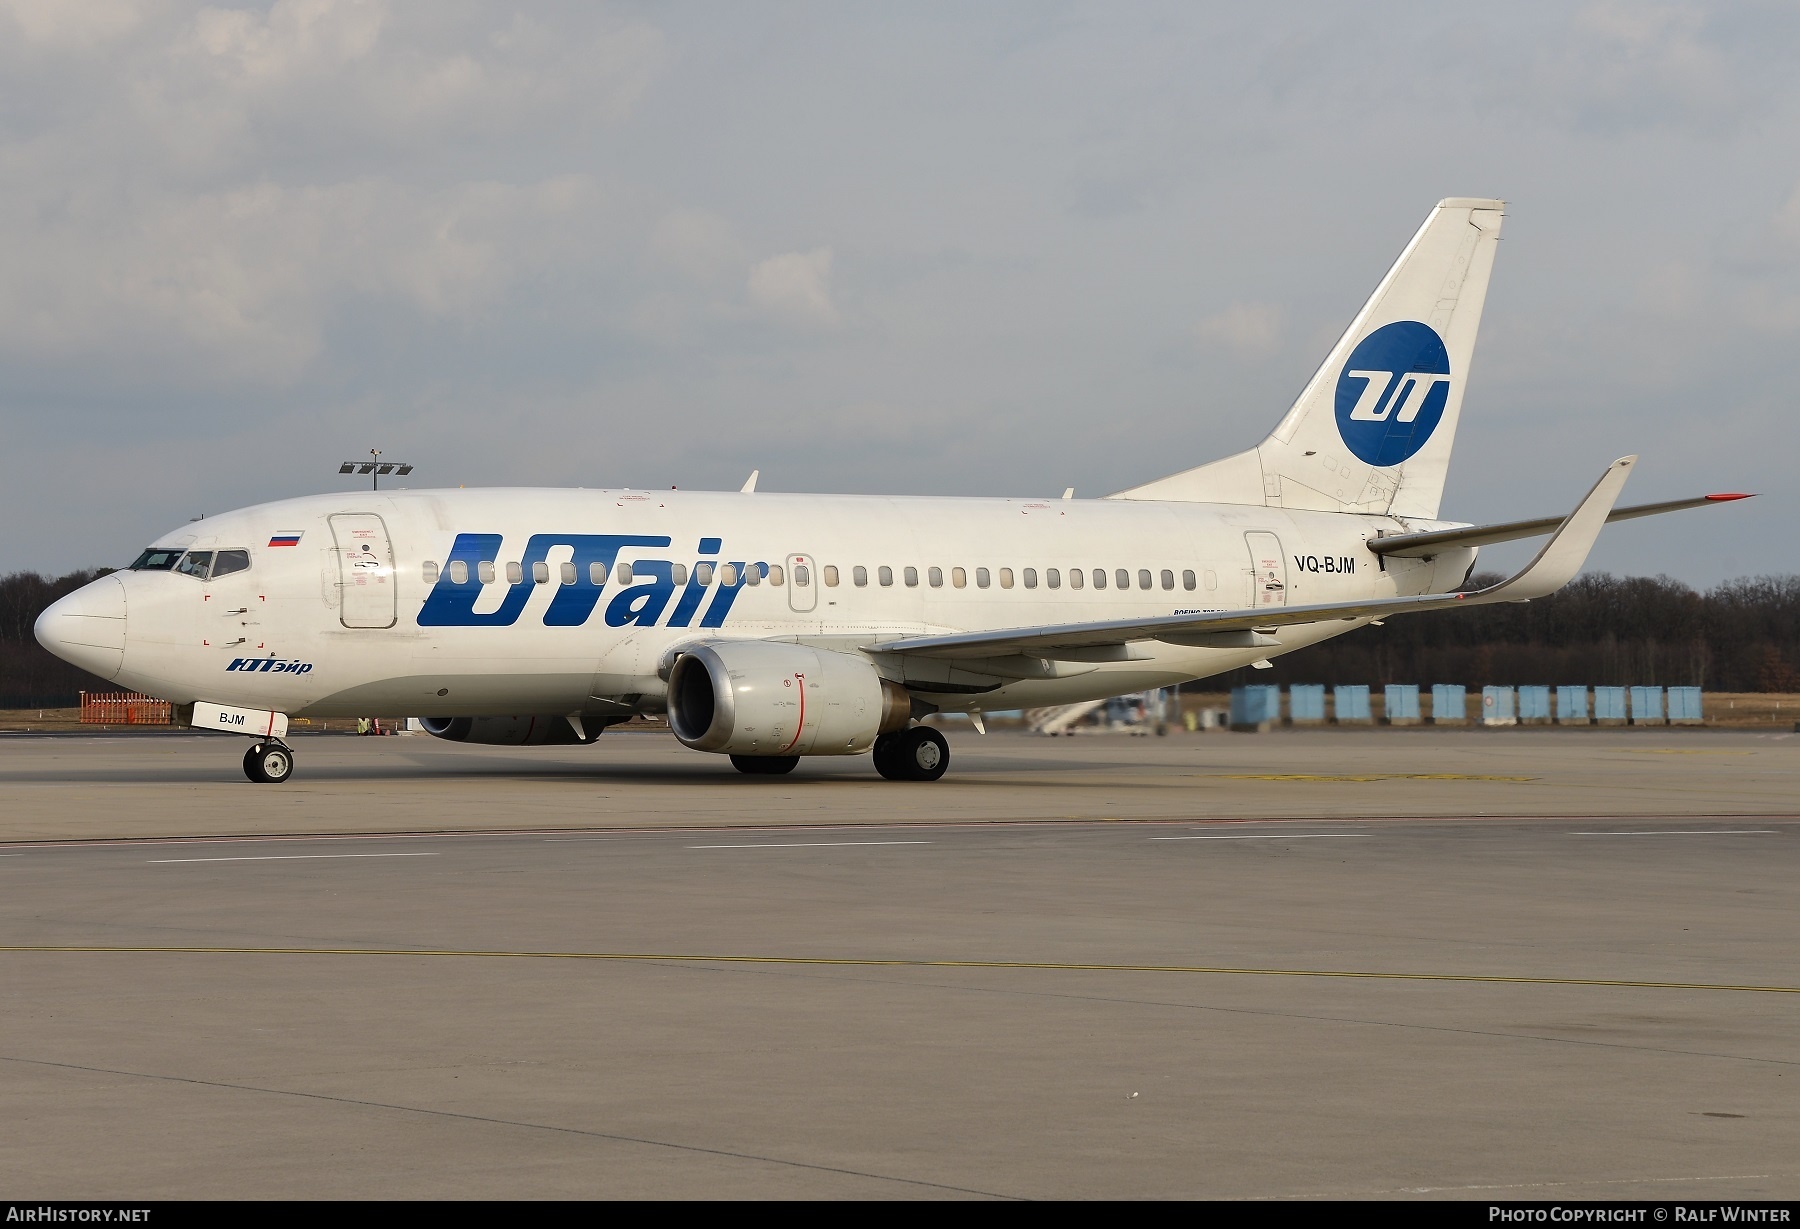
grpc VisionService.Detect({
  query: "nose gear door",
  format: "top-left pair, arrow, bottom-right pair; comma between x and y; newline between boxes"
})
1244,531 -> 1288,608
330,513 -> 398,628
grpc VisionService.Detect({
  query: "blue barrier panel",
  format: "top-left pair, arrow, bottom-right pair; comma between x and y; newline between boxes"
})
1518,685 -> 1552,722
1230,684 -> 1281,730
1480,685 -> 1516,724
1667,687 -> 1704,723
1334,684 -> 1372,723
1629,685 -> 1664,725
1384,684 -> 1421,723
1556,685 -> 1588,723
1289,684 -> 1326,723
1430,684 -> 1468,723
1593,686 -> 1627,722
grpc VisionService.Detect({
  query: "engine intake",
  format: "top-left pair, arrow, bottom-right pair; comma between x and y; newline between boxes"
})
417,715 -> 601,746
667,642 -> 911,756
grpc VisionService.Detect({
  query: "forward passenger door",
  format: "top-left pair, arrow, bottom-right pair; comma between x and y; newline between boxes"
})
330,513 -> 398,629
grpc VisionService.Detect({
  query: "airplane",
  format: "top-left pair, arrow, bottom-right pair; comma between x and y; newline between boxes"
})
35,198 -> 1751,785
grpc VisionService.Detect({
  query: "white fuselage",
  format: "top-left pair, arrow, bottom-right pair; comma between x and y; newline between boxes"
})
86,487 -> 1477,718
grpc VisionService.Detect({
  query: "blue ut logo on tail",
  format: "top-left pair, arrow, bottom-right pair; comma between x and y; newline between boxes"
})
417,534 -> 757,629
1334,320 -> 1451,467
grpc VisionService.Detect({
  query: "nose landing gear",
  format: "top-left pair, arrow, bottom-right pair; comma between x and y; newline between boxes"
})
243,741 -> 295,784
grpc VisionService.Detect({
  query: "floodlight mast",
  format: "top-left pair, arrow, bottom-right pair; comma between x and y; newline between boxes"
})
337,448 -> 413,491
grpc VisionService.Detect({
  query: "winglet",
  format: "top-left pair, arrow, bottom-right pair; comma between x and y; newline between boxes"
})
741,470 -> 759,494
1465,456 -> 1635,603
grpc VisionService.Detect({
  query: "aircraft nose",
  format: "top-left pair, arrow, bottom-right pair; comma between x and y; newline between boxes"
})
35,574 -> 127,681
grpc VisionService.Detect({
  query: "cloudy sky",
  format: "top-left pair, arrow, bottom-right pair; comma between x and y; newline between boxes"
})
2,1 -> 1795,585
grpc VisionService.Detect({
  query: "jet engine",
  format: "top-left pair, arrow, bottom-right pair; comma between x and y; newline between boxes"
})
667,641 -> 911,756
417,715 -> 602,746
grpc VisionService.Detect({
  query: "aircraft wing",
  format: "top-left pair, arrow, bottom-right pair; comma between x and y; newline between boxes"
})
1369,492 -> 1752,559
872,457 -> 1638,663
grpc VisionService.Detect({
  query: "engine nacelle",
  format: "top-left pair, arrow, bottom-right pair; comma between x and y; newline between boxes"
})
667,641 -> 911,756
417,715 -> 601,746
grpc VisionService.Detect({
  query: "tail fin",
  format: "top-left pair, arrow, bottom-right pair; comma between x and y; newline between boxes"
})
1110,197 -> 1504,519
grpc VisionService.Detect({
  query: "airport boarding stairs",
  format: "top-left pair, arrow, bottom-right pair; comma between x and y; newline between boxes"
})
1025,699 -> 1108,736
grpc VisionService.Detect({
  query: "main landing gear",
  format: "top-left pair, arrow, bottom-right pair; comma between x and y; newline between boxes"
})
730,754 -> 800,775
243,741 -> 295,784
726,726 -> 952,781
873,726 -> 949,782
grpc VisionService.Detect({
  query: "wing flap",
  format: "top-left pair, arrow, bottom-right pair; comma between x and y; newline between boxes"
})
873,457 -> 1638,662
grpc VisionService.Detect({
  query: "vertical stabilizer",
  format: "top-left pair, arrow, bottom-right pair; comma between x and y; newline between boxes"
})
1111,198 -> 1504,518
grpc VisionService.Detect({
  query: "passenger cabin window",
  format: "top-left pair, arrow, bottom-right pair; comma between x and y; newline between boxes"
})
560,562 -> 576,585
1070,568 -> 1083,589
823,565 -> 839,586
1204,569 -> 1218,591
768,564 -> 784,586
212,549 -> 250,578
590,562 -> 607,585
1161,569 -> 1175,590
718,563 -> 738,587
794,564 -> 810,586
129,547 -> 185,571
928,566 -> 943,588
507,562 -> 523,585
478,561 -> 496,584
1182,569 -> 1197,591
878,566 -> 893,586
1093,568 -> 1107,590
745,563 -> 762,586
422,561 -> 440,584
175,551 -> 213,579
853,565 -> 868,587
450,560 -> 469,584
1139,569 -> 1153,590
616,561 -> 633,584
695,562 -> 714,586
976,567 -> 991,589
1023,567 -> 1038,589
952,567 -> 967,589
904,566 -> 919,587
532,561 -> 550,584
672,564 -> 689,586
999,568 -> 1014,589
1115,569 -> 1129,590
1046,567 -> 1060,589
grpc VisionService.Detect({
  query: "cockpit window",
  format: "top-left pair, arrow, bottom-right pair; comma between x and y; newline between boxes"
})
130,547 -> 185,571
174,551 -> 214,579
211,549 -> 251,578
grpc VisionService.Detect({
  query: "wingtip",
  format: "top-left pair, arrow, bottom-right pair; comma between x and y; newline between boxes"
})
1705,492 -> 1754,501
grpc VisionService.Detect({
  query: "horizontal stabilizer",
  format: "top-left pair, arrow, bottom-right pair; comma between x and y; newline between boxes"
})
872,457 -> 1636,663
1371,491 -> 1754,558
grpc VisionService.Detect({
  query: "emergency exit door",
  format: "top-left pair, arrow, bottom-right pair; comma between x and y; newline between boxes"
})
786,553 -> 818,613
1245,532 -> 1288,608
330,513 -> 397,629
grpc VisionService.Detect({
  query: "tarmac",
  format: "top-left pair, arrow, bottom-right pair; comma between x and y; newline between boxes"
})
2,728 -> 1797,1199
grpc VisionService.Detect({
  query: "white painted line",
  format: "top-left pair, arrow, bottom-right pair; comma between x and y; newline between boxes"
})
687,841 -> 932,850
543,838 -> 618,843
1152,834 -> 1370,841
1570,830 -> 1778,837
148,853 -> 441,864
